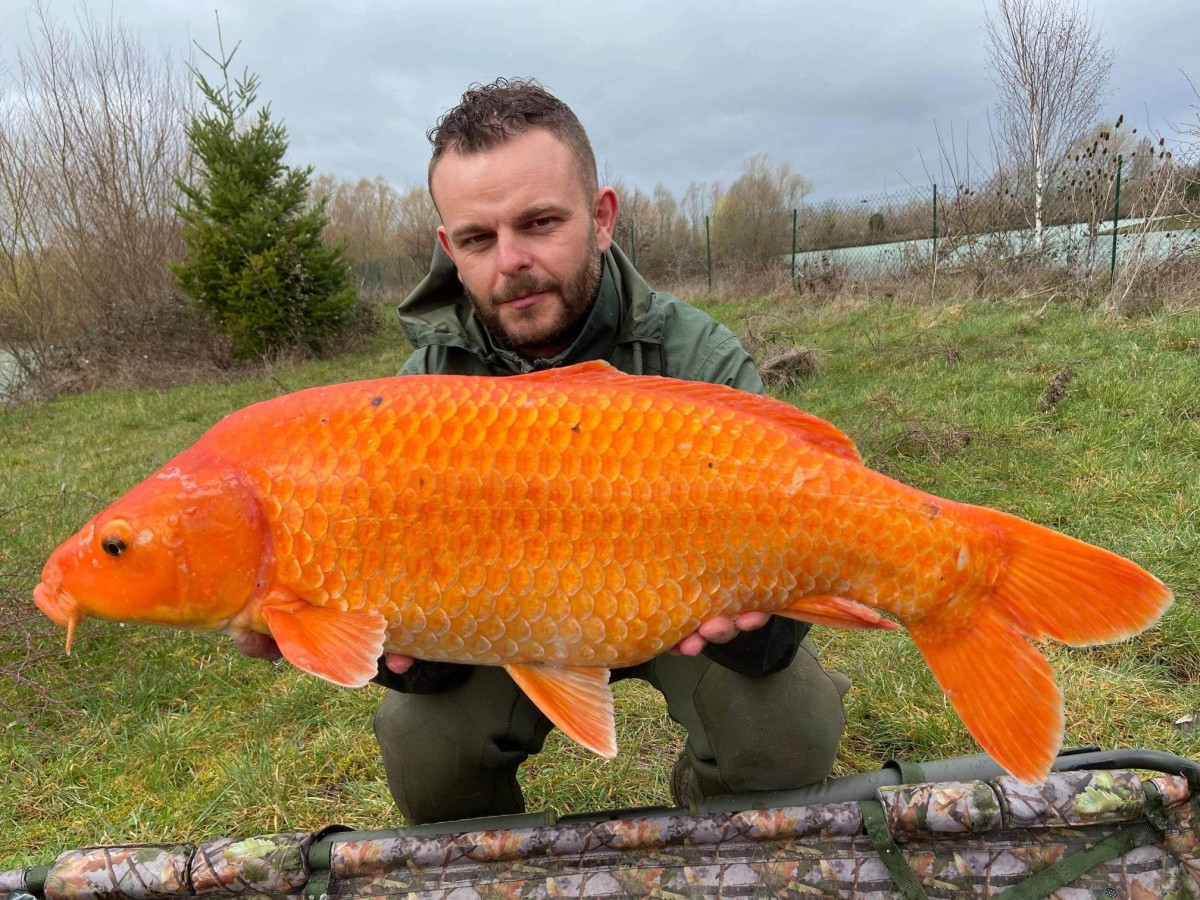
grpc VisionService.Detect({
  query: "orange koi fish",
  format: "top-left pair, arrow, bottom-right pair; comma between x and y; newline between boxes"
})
34,361 -> 1171,782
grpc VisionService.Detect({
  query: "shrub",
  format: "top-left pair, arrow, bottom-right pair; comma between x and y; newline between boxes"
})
172,49 -> 355,360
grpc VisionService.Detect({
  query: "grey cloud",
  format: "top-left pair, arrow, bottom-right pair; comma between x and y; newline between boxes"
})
1,0 -> 1194,203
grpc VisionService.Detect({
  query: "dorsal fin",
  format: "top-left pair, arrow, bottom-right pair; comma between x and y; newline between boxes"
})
513,359 -> 617,382
513,360 -> 862,464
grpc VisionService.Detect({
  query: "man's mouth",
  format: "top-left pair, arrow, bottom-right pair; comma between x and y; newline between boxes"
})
502,290 -> 551,310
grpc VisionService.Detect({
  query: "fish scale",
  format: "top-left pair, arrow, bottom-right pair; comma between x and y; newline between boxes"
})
250,375 -> 911,665
35,360 -> 1172,780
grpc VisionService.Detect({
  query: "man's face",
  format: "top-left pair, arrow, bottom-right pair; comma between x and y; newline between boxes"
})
431,129 -> 618,359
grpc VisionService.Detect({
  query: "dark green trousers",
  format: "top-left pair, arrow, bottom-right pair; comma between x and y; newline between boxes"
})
373,637 -> 849,825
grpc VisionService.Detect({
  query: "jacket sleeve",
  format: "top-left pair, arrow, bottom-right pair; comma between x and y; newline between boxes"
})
372,657 -> 473,693
701,617 -> 809,677
697,332 -> 767,394
397,347 -> 431,375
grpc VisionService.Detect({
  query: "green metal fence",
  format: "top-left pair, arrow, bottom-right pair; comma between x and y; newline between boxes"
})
342,154 -> 1197,298
613,156 -> 1199,291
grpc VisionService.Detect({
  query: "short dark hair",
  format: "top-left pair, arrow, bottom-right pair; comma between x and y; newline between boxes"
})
427,77 -> 598,198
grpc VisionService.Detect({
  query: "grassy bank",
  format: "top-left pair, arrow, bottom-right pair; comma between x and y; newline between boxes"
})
2,296 -> 1199,868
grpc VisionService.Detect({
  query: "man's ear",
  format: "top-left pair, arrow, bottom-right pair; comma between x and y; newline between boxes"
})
592,187 -> 618,253
436,227 -> 464,284
436,225 -> 455,261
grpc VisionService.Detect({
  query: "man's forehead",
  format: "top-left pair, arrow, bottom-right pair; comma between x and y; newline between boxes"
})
430,129 -> 586,201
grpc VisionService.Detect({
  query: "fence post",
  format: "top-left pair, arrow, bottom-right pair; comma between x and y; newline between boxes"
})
630,224 -> 637,268
932,184 -> 938,267
1110,154 -> 1122,288
790,208 -> 798,285
705,215 -> 712,291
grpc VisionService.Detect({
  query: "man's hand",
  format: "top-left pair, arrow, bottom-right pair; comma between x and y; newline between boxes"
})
670,612 -> 772,656
384,653 -> 416,675
235,631 -> 418,678
235,631 -> 283,661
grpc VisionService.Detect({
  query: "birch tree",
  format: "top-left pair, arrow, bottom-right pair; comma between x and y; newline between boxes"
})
984,0 -> 1112,248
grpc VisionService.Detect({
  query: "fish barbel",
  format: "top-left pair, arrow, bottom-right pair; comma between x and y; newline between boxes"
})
34,361 -> 1172,782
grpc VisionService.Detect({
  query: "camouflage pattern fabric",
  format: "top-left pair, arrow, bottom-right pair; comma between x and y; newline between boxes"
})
5,833 -> 311,900
4,770 -> 1198,899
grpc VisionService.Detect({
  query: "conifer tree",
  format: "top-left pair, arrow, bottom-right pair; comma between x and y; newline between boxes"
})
172,44 -> 354,359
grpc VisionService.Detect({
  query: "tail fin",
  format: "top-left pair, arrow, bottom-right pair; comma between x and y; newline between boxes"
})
909,505 -> 1172,784
975,504 -> 1173,646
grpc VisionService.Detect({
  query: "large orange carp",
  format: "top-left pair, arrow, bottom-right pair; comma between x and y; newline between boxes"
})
34,361 -> 1171,782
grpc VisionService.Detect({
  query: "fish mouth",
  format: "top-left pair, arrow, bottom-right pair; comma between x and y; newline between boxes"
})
33,581 -> 86,654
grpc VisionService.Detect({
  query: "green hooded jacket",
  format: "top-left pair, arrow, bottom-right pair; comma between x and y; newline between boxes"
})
377,242 -> 804,694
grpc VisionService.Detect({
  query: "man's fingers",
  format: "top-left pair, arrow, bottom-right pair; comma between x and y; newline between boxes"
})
671,611 -> 773,655
696,616 -> 738,644
234,631 -> 283,661
734,611 -> 771,631
385,653 -> 416,674
673,633 -> 708,657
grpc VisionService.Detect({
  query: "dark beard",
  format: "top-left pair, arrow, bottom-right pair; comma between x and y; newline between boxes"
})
466,231 -> 603,356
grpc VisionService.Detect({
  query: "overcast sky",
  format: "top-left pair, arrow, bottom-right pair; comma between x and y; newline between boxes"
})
1,0 -> 1197,203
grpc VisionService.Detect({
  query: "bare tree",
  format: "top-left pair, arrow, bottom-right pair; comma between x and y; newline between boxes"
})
712,154 -> 811,267
0,1 -> 193,381
984,0 -> 1112,249
395,186 -> 440,274
1178,73 -> 1200,213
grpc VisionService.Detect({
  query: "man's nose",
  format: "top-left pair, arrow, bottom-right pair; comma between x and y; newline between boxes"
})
495,231 -> 533,276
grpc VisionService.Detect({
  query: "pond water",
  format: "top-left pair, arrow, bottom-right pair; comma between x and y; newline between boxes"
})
1,348 -> 25,401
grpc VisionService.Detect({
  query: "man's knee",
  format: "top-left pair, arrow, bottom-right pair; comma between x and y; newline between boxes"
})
374,687 -> 486,751
372,669 -> 551,824
687,637 -> 849,793
374,689 -> 503,823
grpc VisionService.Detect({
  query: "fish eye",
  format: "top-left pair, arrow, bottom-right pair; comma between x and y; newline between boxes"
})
99,519 -> 134,559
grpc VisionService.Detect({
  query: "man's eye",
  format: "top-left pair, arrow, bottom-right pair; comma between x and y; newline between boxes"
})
531,217 -> 555,228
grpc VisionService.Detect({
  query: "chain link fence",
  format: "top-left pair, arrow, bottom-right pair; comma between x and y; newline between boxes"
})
613,154 -> 1200,295
333,152 -> 1198,301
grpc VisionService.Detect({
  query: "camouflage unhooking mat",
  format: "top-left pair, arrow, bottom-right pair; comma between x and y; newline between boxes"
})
4,749 -> 1199,899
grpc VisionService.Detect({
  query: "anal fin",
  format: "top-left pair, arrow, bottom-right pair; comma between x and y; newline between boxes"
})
776,594 -> 900,631
505,662 -> 616,758
262,592 -> 388,688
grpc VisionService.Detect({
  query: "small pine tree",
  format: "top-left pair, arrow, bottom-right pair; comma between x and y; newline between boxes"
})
172,45 -> 354,360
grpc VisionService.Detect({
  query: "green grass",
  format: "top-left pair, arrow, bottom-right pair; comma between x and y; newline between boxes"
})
3,296 -> 1200,868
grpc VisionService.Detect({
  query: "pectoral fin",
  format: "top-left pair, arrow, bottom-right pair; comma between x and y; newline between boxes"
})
776,594 -> 899,631
505,662 -> 617,758
262,594 -> 388,688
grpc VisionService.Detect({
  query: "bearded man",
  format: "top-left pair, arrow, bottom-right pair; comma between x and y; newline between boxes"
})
374,78 -> 850,824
